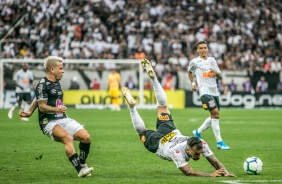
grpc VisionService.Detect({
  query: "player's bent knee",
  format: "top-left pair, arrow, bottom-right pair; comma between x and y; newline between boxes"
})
75,130 -> 91,143
82,133 -> 91,143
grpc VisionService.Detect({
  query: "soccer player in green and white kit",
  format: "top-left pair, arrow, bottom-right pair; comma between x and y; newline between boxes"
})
122,59 -> 235,177
188,41 -> 230,150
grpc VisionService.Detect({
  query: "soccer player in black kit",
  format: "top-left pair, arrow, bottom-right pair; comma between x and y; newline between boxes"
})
19,56 -> 93,177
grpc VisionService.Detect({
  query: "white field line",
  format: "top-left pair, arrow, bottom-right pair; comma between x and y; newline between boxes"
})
218,180 -> 282,184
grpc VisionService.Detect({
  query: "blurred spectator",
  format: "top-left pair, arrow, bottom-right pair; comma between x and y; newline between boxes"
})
125,76 -> 136,90
228,79 -> 237,92
144,79 -> 152,90
1,0 -> 282,93
242,77 -> 253,93
256,76 -> 268,92
90,78 -> 101,90
178,52 -> 189,70
218,79 -> 229,95
69,76 -> 80,90
271,57 -> 282,72
162,73 -> 175,91
134,47 -> 146,59
277,81 -> 282,92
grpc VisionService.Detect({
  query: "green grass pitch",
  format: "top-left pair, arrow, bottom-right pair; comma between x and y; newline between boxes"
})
1,108 -> 282,184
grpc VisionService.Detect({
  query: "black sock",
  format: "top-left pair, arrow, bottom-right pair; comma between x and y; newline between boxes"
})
79,142 -> 91,164
69,153 -> 82,173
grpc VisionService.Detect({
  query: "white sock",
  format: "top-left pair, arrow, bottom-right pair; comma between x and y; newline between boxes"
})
211,118 -> 222,142
10,103 -> 18,111
198,117 -> 211,134
129,106 -> 146,134
151,77 -> 167,106
24,104 -> 30,112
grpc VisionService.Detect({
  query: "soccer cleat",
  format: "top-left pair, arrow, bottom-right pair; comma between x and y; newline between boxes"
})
78,167 -> 93,178
141,59 -> 155,79
122,87 -> 136,108
217,141 -> 230,150
20,117 -> 29,121
81,163 -> 92,177
192,129 -> 202,139
8,110 -> 13,119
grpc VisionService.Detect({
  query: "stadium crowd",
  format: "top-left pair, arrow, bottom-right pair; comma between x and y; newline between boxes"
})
1,0 -> 282,91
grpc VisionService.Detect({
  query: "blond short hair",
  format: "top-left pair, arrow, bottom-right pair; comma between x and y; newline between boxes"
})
44,56 -> 63,71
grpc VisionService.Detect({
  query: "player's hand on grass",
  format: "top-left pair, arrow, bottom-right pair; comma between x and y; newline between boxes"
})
223,173 -> 236,177
19,109 -> 32,117
210,168 -> 227,177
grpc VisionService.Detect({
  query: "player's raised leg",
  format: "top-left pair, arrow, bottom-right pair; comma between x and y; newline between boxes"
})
122,87 -> 146,134
122,87 -> 136,108
141,59 -> 167,110
141,59 -> 155,79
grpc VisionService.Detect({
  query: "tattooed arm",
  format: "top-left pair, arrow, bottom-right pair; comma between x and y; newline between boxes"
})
19,97 -> 38,117
205,155 -> 236,177
37,100 -> 67,114
179,164 -> 226,177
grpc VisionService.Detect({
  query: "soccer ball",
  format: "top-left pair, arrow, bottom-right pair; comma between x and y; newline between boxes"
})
243,156 -> 263,174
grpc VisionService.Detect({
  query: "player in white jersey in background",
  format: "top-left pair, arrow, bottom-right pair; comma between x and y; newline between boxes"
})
122,59 -> 235,177
8,63 -> 34,121
188,41 -> 230,150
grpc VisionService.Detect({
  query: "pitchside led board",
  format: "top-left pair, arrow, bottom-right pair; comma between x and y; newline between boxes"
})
3,90 -> 282,109
3,90 -> 185,109
63,90 -> 185,109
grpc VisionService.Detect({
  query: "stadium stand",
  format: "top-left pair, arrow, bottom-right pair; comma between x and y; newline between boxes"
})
1,0 -> 281,91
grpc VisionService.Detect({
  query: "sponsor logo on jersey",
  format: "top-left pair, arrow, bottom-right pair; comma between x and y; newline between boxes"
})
158,114 -> 170,121
140,135 -> 146,144
202,71 -> 215,78
22,79 -> 29,83
161,132 -> 176,144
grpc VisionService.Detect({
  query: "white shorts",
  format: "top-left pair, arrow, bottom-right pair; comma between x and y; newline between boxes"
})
42,117 -> 84,140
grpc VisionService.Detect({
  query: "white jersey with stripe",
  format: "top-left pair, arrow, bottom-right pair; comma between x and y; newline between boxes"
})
155,129 -> 213,168
13,69 -> 34,93
188,56 -> 220,97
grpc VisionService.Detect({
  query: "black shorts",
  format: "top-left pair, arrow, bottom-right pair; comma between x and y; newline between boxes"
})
200,94 -> 220,111
16,92 -> 32,102
139,113 -> 176,153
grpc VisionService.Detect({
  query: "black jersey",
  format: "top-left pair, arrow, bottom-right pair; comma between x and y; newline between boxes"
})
36,77 -> 67,128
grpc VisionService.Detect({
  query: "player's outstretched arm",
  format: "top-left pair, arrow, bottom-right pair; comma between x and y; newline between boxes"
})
188,72 -> 197,91
179,164 -> 227,177
19,97 -> 38,117
205,155 -> 236,177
